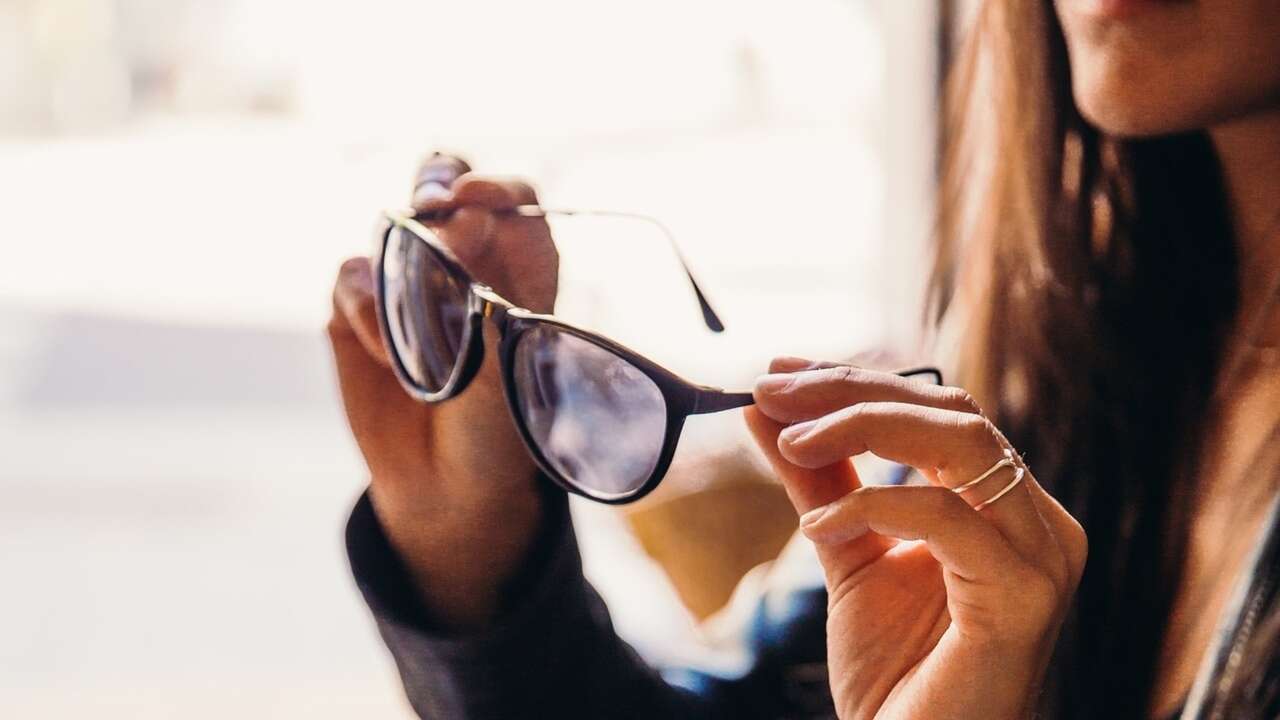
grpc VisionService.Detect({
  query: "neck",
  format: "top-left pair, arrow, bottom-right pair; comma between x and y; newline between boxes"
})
1210,110 -> 1280,330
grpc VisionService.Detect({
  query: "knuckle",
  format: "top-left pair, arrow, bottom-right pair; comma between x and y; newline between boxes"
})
845,485 -> 878,510
936,415 -> 997,477
494,182 -> 524,207
926,481 -> 957,509
1063,517 -> 1089,580
921,485 -> 958,516
830,364 -> 859,384
981,571 -> 1060,644
816,364 -> 861,394
451,174 -> 487,192
507,179 -> 539,204
830,364 -> 879,391
958,413 -> 997,445
942,386 -> 982,415
1013,568 -> 1061,623
453,175 -> 509,206
1043,552 -> 1071,596
837,401 -> 874,428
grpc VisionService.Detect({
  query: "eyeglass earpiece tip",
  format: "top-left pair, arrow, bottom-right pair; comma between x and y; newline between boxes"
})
691,282 -> 726,333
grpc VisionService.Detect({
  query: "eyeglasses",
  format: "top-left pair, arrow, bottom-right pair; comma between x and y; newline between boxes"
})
374,206 -> 942,504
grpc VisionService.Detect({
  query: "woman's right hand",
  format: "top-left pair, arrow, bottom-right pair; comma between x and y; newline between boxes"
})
328,155 -> 559,629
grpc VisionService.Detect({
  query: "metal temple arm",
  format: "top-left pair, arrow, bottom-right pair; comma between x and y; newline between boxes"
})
413,205 -> 727,333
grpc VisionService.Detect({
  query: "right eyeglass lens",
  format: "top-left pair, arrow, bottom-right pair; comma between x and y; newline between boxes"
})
382,225 -> 471,393
512,324 -> 669,501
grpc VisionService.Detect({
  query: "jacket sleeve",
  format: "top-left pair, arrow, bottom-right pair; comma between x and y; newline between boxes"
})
345,488 -> 712,719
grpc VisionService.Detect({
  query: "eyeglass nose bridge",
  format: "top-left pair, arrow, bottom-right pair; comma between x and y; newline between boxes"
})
469,284 -> 519,328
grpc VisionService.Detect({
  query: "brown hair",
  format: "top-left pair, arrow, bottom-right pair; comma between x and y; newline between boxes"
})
932,0 -> 1280,716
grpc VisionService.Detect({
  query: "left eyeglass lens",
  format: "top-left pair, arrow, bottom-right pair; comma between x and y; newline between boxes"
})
512,324 -> 669,501
382,225 -> 471,393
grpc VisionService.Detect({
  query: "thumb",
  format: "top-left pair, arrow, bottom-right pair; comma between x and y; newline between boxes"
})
744,406 -> 897,576
330,257 -> 390,367
744,406 -> 861,515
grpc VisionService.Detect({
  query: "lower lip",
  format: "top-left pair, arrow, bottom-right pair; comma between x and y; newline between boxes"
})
1070,0 -> 1173,18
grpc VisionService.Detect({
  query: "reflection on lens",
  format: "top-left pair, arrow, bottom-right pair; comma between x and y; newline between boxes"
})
382,226 -> 470,392
512,325 -> 668,499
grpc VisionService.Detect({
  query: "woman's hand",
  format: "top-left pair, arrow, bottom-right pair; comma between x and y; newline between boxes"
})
747,358 -> 1087,720
328,155 -> 558,629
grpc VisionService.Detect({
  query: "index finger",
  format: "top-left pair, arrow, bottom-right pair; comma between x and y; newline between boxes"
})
754,364 -> 978,424
778,402 -> 1055,564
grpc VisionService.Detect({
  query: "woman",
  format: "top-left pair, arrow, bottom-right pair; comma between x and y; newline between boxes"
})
328,0 -> 1280,717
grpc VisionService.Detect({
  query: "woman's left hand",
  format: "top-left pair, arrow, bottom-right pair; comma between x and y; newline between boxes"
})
747,359 -> 1087,720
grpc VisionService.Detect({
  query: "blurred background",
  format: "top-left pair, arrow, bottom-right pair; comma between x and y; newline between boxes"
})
0,0 -> 948,716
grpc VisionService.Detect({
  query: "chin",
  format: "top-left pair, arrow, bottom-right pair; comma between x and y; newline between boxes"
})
1067,51 -> 1216,138
1072,68 -> 1280,139
1057,0 -> 1280,139
1073,86 -> 1200,138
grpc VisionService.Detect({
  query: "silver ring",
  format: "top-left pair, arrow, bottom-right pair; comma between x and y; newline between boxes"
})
952,448 -> 1026,510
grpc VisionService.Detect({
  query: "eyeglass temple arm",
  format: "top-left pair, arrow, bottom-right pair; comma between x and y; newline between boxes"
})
896,366 -> 944,385
516,206 -> 726,333
690,366 -> 944,416
414,205 -> 726,333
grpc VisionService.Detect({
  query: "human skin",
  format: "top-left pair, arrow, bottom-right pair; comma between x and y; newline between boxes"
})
329,162 -> 557,630
769,2 -> 1280,714
330,160 -> 1088,718
746,363 -> 1086,719
328,1 -> 1280,713
1054,0 -> 1280,714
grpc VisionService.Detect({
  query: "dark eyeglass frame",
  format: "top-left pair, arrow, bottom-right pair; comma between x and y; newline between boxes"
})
373,207 -> 942,504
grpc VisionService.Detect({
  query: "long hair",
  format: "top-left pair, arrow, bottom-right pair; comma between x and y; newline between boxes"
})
931,0 -> 1280,716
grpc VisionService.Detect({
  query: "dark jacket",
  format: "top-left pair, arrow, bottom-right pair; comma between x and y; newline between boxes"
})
346,478 -> 1280,720
346,484 -> 836,719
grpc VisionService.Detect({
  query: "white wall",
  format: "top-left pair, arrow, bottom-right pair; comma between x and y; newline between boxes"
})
0,2 -> 940,716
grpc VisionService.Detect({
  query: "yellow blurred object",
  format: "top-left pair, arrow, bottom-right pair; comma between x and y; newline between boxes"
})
624,450 -> 797,620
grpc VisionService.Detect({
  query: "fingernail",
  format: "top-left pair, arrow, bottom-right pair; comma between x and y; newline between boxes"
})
799,505 -> 830,529
801,516 -> 867,544
755,373 -> 798,396
413,184 -> 453,206
800,504 -> 866,543
771,356 -> 816,373
779,419 -> 819,446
